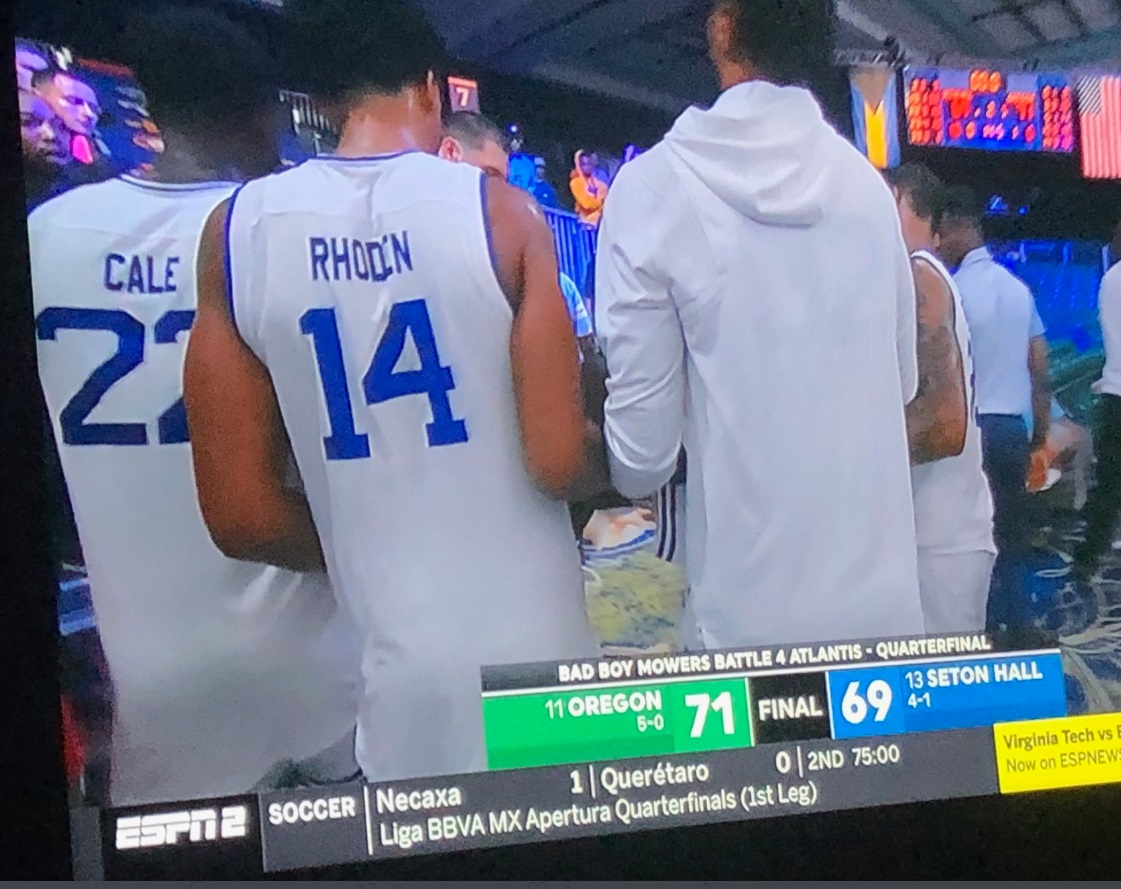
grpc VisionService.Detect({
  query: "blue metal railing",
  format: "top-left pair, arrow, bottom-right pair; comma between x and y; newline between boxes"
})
544,206 -> 597,311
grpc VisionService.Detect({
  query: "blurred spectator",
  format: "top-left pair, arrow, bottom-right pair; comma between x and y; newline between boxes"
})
20,88 -> 68,166
570,149 -> 608,226
16,41 -> 50,92
20,89 -> 95,210
531,156 -> 559,208
438,110 -> 509,179
507,152 -> 536,193
34,66 -> 110,166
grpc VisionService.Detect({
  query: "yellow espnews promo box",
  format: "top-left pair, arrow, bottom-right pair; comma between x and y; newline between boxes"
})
994,712 -> 1121,794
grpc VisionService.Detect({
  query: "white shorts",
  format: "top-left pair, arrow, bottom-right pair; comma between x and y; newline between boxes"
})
917,549 -> 995,635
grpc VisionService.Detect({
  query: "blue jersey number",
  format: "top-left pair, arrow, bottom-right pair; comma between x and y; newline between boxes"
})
36,307 -> 196,446
301,299 -> 469,461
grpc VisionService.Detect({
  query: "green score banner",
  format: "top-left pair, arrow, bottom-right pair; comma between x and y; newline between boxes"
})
484,678 -> 754,770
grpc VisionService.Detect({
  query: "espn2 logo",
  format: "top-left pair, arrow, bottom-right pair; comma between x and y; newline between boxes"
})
115,806 -> 249,850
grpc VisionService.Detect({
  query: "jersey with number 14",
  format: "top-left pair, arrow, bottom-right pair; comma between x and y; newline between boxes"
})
30,176 -> 359,805
226,152 -> 600,782
909,250 -> 995,556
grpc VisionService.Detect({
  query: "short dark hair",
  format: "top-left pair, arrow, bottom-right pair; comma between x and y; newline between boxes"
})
122,8 -> 278,132
30,64 -> 63,91
941,185 -> 986,228
720,0 -> 836,87
283,0 -> 448,103
884,163 -> 945,226
445,111 -> 507,152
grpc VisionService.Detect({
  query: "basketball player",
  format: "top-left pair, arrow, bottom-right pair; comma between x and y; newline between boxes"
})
595,0 -> 924,649
30,8 -> 358,806
885,164 -> 996,634
183,0 -> 602,782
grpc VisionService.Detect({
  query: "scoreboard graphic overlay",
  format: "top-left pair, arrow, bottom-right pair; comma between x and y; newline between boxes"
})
89,634 -> 1121,876
905,66 -> 1075,154
481,637 -> 1066,768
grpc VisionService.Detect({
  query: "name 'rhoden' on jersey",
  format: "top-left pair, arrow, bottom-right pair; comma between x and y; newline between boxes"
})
308,231 -> 413,283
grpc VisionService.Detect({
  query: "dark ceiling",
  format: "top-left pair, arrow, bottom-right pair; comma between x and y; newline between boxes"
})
404,0 -> 1121,111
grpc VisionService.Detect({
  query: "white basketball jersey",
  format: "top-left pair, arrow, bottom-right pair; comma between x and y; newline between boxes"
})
909,250 -> 995,556
226,152 -> 600,782
30,176 -> 359,805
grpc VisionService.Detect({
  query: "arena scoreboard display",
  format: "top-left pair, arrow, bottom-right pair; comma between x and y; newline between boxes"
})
904,66 -> 1076,153
90,631 -> 1121,877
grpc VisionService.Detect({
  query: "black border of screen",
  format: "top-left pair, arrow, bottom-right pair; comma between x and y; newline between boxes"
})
7,0 -> 1121,880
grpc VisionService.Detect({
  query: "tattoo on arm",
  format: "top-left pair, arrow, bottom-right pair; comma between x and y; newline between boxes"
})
906,259 -> 968,465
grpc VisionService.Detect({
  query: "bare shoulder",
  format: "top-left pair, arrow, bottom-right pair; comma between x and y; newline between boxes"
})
196,197 -> 233,313
911,255 -> 954,322
483,174 -> 549,235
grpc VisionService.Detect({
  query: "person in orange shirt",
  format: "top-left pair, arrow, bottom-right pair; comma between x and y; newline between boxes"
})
570,149 -> 608,226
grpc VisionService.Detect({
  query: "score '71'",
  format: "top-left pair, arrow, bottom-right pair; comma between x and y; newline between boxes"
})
685,691 -> 735,738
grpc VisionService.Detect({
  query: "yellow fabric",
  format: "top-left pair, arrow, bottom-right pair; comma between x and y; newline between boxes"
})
864,100 -> 889,170
570,173 -> 609,225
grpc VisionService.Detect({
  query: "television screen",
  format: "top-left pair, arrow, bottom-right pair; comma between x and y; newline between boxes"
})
904,66 -> 1076,154
15,1 -> 1121,880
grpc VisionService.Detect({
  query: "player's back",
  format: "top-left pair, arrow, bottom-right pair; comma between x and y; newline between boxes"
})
227,153 -> 599,780
31,176 -> 358,805
602,81 -> 923,649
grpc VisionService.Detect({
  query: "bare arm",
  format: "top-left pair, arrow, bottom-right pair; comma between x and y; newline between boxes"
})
906,258 -> 968,465
1029,335 -> 1052,449
485,175 -> 610,499
184,199 -> 326,572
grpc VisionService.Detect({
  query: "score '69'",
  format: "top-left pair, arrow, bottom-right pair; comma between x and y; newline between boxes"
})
841,679 -> 893,725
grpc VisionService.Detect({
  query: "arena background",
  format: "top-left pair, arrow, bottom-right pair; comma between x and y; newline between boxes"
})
18,0 -> 1121,803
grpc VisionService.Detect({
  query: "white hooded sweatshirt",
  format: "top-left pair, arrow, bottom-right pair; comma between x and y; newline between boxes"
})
595,80 -> 924,649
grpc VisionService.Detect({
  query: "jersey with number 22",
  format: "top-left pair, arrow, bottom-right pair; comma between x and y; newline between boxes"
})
30,175 -> 358,805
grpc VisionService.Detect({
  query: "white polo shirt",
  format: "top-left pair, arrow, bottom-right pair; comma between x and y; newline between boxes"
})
953,247 -> 1045,418
1097,262 -> 1121,398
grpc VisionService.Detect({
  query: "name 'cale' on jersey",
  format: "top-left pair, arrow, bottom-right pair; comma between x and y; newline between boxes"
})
30,176 -> 358,805
225,152 -> 599,781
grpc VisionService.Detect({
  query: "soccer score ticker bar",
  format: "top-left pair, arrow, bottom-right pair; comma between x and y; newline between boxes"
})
481,637 -> 1066,770
97,634 -> 1121,876
904,66 -> 1075,153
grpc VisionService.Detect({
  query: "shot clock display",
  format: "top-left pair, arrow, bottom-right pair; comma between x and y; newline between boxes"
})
904,66 -> 1075,154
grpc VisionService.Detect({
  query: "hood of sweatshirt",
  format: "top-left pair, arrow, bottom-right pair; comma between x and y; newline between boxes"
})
663,80 -> 838,227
